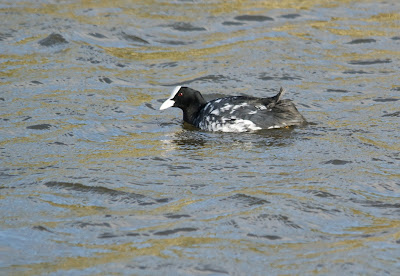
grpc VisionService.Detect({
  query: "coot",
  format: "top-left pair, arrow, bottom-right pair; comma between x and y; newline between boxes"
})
160,86 -> 306,132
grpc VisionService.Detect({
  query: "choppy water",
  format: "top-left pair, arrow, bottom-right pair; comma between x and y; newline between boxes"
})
1,0 -> 399,275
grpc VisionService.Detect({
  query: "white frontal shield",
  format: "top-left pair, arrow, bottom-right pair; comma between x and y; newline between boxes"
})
160,86 -> 181,110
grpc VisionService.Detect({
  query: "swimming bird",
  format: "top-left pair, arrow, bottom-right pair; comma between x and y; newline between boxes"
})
160,86 -> 306,132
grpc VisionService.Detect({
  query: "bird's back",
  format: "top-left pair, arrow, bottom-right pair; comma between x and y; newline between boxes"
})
193,94 -> 306,132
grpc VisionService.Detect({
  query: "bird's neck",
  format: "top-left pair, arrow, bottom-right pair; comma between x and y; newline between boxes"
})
183,103 -> 205,125
183,93 -> 206,125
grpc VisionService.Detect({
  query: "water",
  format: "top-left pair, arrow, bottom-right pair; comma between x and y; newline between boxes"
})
1,0 -> 399,275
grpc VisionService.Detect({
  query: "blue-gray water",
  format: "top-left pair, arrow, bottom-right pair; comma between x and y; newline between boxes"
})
1,0 -> 399,275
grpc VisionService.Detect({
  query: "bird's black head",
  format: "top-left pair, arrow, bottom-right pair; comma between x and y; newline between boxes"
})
160,86 -> 207,124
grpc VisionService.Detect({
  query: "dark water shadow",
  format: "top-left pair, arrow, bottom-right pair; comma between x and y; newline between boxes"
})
165,22 -> 206,32
195,265 -> 229,275
222,193 -> 270,207
44,181 -> 169,206
38,33 -> 68,47
280,13 -> 301,19
347,38 -> 376,44
27,124 -> 54,130
234,15 -> 274,22
247,233 -> 281,240
348,59 -> 391,65
167,74 -> 237,87
153,227 -> 197,236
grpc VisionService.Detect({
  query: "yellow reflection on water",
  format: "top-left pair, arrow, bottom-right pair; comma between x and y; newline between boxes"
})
10,236 -> 229,275
100,43 -> 236,62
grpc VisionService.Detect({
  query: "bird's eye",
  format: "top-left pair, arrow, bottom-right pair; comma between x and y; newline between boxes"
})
178,92 -> 183,96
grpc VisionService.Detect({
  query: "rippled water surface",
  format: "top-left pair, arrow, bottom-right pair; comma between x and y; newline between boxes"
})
1,0 -> 399,275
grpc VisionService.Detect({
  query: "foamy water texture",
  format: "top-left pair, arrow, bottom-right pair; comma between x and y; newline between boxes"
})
1,0 -> 399,274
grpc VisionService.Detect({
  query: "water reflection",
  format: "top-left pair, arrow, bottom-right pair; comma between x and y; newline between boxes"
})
161,125 -> 303,153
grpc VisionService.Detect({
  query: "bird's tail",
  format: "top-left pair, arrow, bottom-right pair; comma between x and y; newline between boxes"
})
277,87 -> 286,101
272,87 -> 286,103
